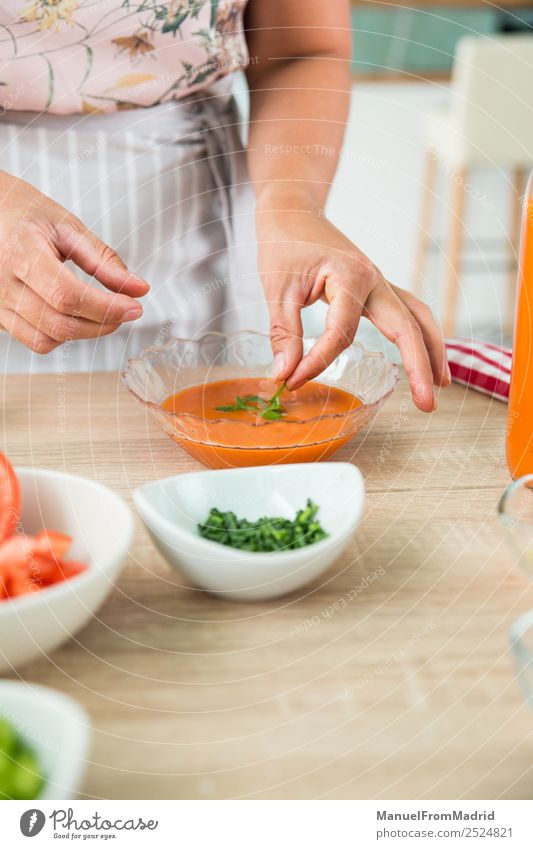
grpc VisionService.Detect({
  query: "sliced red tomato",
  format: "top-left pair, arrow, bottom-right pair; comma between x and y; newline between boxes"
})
60,561 -> 88,579
0,456 -> 87,600
0,535 -> 33,597
0,534 -> 35,574
7,570 -> 36,598
0,453 -> 20,542
33,529 -> 72,559
28,552 -> 64,586
0,534 -> 87,599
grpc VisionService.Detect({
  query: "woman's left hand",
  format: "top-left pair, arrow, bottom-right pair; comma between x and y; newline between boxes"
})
256,206 -> 451,413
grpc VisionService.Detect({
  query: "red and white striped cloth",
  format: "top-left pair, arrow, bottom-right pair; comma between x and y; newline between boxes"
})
445,338 -> 512,402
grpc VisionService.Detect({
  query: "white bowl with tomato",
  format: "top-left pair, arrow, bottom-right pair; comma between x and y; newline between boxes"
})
0,455 -> 134,671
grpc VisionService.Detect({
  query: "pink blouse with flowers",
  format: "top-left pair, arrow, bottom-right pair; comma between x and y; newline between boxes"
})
0,0 -> 248,114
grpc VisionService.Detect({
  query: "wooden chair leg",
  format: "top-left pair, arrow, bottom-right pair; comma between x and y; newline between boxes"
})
505,167 -> 527,337
443,167 -> 467,338
413,148 -> 437,298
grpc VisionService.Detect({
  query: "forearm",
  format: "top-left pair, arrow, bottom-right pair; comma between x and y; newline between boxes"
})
241,1 -> 445,411
246,56 -> 351,214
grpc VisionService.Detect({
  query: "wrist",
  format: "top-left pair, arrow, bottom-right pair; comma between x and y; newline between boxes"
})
254,183 -> 326,216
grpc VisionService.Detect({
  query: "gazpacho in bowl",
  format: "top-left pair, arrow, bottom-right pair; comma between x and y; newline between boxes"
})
123,331 -> 398,469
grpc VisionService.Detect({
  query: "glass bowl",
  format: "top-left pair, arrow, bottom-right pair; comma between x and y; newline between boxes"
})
498,474 -> 533,578
498,476 -> 533,708
509,610 -> 533,710
122,331 -> 399,469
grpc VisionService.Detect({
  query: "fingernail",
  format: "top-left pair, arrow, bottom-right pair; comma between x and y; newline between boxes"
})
273,352 -> 285,379
445,363 -> 452,383
134,275 -> 150,291
122,306 -> 142,321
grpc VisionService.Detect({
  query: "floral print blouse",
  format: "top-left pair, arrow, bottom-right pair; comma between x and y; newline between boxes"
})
0,0 -> 249,113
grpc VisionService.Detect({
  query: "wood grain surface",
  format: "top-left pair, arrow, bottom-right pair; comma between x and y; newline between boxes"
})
2,370 -> 532,800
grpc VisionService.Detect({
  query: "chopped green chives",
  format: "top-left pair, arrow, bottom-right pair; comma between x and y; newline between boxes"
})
197,499 -> 328,552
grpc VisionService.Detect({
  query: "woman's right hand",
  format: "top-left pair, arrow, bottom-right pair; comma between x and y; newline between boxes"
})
0,170 -> 149,354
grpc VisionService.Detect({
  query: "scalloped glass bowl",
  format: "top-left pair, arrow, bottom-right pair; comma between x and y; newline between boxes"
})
123,331 -> 399,469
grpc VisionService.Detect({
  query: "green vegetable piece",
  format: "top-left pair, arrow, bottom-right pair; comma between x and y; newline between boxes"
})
197,499 -> 328,553
242,395 -> 268,407
0,718 -> 17,754
7,749 -> 45,800
260,382 -> 286,419
215,395 -> 257,413
214,382 -> 287,420
0,750 -> 11,784
0,719 -> 45,801
268,383 -> 285,408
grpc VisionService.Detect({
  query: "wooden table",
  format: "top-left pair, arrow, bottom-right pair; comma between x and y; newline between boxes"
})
3,371 -> 532,800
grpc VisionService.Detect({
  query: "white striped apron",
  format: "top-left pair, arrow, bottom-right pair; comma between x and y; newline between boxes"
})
0,80 -> 267,373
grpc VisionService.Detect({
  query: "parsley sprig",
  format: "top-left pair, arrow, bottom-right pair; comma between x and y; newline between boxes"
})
215,382 -> 286,421
198,499 -> 328,552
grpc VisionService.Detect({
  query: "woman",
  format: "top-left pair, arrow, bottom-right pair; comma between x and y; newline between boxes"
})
0,0 -> 448,410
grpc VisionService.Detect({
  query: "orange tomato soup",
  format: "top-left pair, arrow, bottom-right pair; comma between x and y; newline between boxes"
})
162,378 -> 363,468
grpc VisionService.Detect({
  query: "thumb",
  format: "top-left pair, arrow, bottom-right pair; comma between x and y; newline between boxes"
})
54,216 -> 149,297
267,297 -> 304,381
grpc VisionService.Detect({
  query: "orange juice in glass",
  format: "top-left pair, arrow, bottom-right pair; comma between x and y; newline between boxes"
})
508,171 -> 533,478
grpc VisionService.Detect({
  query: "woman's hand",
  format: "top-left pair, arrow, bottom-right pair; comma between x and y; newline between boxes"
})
0,171 -> 148,354
256,203 -> 450,412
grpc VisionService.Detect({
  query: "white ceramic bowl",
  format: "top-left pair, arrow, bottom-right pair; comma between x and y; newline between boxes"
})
134,462 -> 364,601
0,679 -> 90,799
0,469 -> 134,672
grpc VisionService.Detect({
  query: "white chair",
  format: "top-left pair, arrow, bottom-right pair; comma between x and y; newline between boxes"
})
414,34 -> 533,335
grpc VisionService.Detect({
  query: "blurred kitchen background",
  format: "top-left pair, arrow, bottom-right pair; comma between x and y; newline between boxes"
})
237,0 -> 533,352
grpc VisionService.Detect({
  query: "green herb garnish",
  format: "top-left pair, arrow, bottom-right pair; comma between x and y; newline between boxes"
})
0,717 -> 46,800
215,383 -> 286,420
198,499 -> 328,552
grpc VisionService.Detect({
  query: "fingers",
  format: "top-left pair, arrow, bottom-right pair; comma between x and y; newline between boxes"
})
19,233 -> 143,325
392,284 -> 451,388
5,279 -> 121,342
364,283 -> 436,412
53,218 -> 150,297
0,309 -> 58,355
267,296 -> 304,381
285,290 -> 362,390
